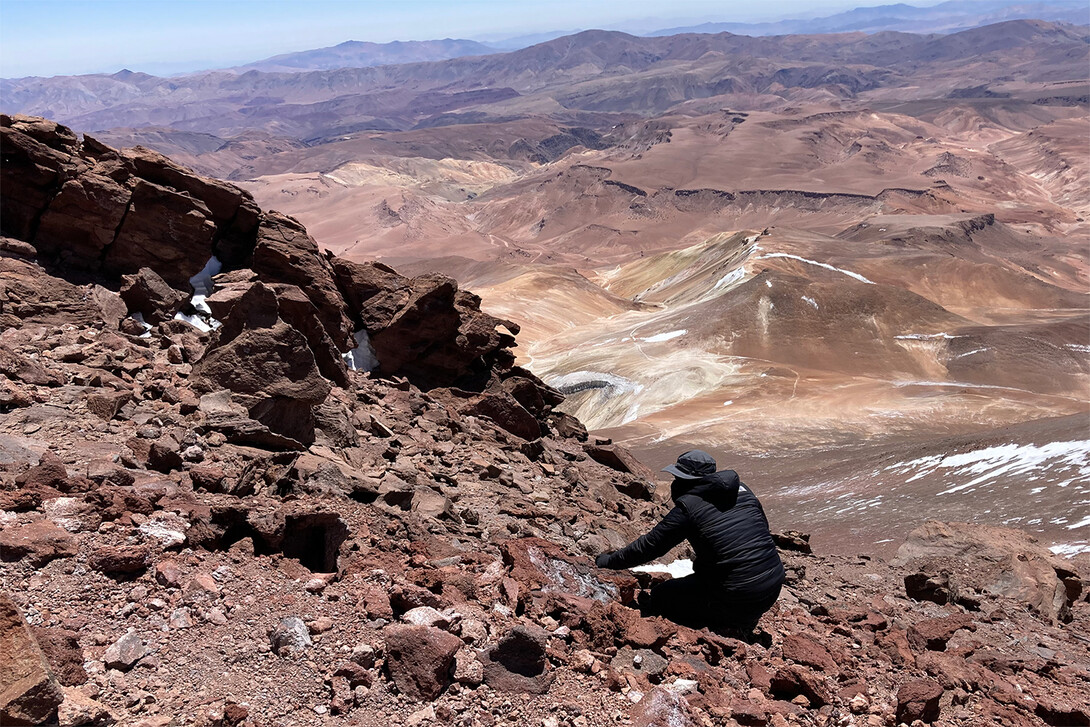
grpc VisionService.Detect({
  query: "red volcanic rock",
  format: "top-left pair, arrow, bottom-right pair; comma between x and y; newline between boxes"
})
462,390 -> 541,440
87,545 -> 151,577
119,267 -> 187,324
250,212 -> 353,350
383,625 -> 462,701
770,664 -> 832,707
906,613 -> 976,652
0,117 -> 88,241
332,257 -> 521,387
0,344 -> 62,387
500,537 -> 632,603
0,521 -> 78,567
105,180 -> 217,287
329,258 -> 409,330
896,521 -> 1076,623
31,627 -> 86,687
191,289 -> 332,447
85,389 -> 132,421
633,687 -> 699,727
781,632 -> 839,675
0,255 -> 122,330
481,625 -> 554,694
896,678 -> 943,723
35,173 -> 131,266
582,601 -> 676,651
0,594 -> 63,725
15,452 -> 68,490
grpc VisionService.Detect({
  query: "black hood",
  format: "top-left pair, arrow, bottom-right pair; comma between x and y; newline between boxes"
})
671,469 -> 741,506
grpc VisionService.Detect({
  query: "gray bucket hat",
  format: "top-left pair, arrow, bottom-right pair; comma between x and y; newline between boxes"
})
662,450 -> 716,480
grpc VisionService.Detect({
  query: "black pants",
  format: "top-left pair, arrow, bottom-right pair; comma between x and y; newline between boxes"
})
638,575 -> 781,634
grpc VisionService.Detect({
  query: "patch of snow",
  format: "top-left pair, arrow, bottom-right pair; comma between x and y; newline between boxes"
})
765,279 -> 773,288
713,268 -> 746,290
174,311 -> 215,333
953,348 -> 988,358
1067,344 -> 1090,354
343,330 -> 379,372
1067,514 -> 1090,530
760,252 -> 874,284
722,400 -> 733,406
890,440 -> 1090,496
641,329 -> 687,343
1050,542 -> 1090,556
189,256 -> 222,298
631,559 -> 694,578
131,312 -> 153,339
895,333 -> 957,341
801,295 -> 819,309
175,256 -> 223,332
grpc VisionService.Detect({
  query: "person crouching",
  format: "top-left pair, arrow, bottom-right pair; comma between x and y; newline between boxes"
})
595,450 -> 785,639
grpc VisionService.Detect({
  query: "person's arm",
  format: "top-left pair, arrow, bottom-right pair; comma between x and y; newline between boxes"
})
595,506 -> 690,570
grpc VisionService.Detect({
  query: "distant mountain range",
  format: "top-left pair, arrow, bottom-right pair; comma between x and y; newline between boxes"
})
231,38 -> 499,74
647,0 -> 1089,36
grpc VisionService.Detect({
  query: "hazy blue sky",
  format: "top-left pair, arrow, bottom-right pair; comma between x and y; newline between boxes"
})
1,0 -> 894,78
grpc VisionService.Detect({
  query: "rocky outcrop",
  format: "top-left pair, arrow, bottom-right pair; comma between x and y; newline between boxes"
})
895,520 -> 1080,623
1,114 -> 564,442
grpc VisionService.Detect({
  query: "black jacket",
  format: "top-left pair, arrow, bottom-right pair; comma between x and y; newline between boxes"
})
599,470 -> 785,596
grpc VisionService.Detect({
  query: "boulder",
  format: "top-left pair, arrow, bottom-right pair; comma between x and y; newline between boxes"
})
481,625 -> 554,694
0,593 -> 63,725
906,613 -> 976,652
87,546 -> 151,578
584,443 -> 657,482
896,679 -> 943,723
332,258 -> 521,388
102,631 -> 145,672
85,390 -> 132,421
632,687 -> 699,727
56,686 -> 114,727
895,521 -> 1075,623
249,213 -> 353,351
119,267 -> 187,324
268,617 -> 312,655
462,391 -> 541,441
31,628 -> 86,687
0,521 -> 78,567
781,632 -> 839,675
0,119 -> 87,242
610,647 -> 668,683
34,173 -> 130,266
383,625 -> 462,701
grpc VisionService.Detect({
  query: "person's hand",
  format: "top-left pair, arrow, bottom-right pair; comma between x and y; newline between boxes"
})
595,553 -> 612,569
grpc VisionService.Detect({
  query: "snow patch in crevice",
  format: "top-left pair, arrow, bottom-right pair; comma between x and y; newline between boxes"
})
174,256 -> 223,332
131,312 -> 153,339
343,330 -> 379,372
801,295 -> 819,309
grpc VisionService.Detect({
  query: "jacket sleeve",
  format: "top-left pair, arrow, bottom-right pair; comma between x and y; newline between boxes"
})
600,506 -> 690,570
